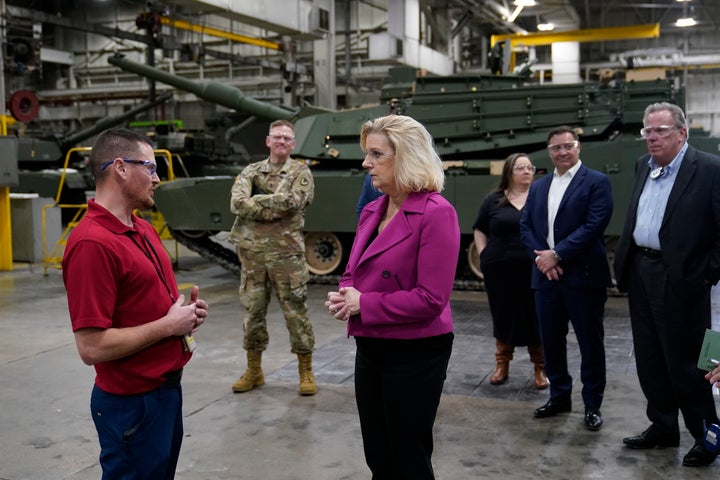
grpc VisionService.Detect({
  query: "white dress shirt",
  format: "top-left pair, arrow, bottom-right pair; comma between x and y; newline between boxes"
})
547,160 -> 583,248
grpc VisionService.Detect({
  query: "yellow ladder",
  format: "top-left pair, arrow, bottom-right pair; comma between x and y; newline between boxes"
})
43,203 -> 87,273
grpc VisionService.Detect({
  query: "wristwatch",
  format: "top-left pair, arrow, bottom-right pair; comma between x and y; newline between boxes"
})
551,250 -> 562,262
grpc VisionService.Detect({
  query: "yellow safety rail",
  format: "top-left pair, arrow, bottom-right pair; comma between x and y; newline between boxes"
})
43,147 -> 181,273
42,202 -> 87,272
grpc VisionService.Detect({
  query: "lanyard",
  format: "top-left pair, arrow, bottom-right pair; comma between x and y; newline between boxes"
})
126,231 -> 176,304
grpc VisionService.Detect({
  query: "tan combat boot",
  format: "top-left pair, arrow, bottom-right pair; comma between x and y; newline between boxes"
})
232,351 -> 264,393
297,353 -> 317,396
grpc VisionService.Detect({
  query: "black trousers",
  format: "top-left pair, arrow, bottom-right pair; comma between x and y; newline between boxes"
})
354,333 -> 453,480
628,253 -> 719,439
535,285 -> 607,409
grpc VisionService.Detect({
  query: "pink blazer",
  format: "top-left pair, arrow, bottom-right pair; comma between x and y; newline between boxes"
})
340,191 -> 460,339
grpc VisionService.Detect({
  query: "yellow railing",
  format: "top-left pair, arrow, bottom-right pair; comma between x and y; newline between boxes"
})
43,147 -> 182,273
42,202 -> 87,272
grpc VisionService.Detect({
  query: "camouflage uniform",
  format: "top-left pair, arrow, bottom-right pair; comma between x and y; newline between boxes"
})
229,157 -> 315,354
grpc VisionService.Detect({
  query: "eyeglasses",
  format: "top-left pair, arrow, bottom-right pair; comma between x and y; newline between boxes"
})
513,164 -> 536,173
640,125 -> 677,139
268,134 -> 295,142
547,141 -> 578,153
100,158 -> 158,176
363,149 -> 394,160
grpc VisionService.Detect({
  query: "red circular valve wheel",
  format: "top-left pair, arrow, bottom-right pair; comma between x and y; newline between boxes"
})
8,89 -> 40,123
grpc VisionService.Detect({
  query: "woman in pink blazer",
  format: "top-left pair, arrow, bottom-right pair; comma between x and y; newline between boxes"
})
326,115 -> 460,479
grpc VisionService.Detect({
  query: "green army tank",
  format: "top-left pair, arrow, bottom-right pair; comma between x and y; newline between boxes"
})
11,93 -> 172,205
107,53 -> 720,287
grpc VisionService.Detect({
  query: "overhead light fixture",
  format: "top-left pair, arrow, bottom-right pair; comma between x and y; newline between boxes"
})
675,17 -> 697,27
537,23 -> 555,31
506,0 -> 536,23
507,6 -> 523,22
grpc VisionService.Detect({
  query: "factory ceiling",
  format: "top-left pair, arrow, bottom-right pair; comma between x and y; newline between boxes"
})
2,0 -> 719,106
8,1 -> 718,58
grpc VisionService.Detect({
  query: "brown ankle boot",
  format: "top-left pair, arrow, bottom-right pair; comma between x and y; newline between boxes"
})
490,339 -> 514,385
528,344 -> 549,390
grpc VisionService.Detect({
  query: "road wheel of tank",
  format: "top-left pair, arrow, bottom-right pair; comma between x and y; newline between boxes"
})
305,231 -> 343,275
466,239 -> 483,281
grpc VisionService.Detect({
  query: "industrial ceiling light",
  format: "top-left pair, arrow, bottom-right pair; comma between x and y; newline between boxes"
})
537,23 -> 555,31
506,0 -> 535,23
675,17 -> 697,27
506,7 -> 522,22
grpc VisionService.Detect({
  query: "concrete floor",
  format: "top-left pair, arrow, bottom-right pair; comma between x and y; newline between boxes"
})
1,247 -> 719,480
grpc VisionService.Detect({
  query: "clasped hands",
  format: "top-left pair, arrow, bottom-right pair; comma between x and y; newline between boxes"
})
325,287 -> 361,321
534,249 -> 564,281
167,285 -> 208,336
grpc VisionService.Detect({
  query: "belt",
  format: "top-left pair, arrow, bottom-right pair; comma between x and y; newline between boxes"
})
161,368 -> 183,388
637,247 -> 662,258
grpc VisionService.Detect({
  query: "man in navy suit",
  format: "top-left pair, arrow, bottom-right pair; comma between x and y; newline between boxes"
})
614,102 -> 720,467
520,125 -> 613,431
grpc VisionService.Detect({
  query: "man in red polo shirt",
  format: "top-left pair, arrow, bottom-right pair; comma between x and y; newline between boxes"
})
63,127 -> 209,479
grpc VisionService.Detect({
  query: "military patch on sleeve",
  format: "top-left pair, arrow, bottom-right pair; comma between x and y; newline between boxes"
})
295,170 -> 313,192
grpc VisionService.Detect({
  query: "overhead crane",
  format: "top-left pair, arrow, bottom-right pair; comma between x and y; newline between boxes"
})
490,23 -> 661,74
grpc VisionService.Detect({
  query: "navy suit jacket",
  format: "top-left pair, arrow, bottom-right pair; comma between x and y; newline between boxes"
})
613,145 -> 720,296
520,164 -> 613,290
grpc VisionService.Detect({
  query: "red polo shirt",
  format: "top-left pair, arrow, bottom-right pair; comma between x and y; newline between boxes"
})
63,200 -> 191,395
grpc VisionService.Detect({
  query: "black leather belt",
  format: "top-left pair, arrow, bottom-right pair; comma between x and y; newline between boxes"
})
637,247 -> 662,258
161,368 -> 183,388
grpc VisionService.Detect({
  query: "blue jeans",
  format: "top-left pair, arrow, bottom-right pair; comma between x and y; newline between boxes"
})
91,384 -> 183,480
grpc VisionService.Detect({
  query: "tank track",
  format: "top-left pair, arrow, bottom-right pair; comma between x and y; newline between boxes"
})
171,229 -> 243,276
170,230 -> 482,291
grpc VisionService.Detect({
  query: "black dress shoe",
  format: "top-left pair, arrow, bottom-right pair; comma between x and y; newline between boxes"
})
622,427 -> 679,449
533,399 -> 571,418
584,408 -> 603,431
683,442 -> 718,467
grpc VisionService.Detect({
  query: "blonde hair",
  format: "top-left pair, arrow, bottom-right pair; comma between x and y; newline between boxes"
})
360,114 -> 445,193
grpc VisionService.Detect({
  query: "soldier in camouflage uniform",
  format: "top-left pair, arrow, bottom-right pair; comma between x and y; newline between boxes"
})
229,119 -> 317,396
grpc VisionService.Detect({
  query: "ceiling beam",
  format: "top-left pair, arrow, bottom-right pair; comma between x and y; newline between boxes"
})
6,6 -> 152,46
491,22 -> 660,48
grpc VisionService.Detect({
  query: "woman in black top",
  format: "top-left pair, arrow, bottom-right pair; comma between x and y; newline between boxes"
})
473,153 -> 547,389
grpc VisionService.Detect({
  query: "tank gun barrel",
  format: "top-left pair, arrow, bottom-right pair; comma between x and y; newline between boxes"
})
59,92 -> 173,150
108,54 -> 295,122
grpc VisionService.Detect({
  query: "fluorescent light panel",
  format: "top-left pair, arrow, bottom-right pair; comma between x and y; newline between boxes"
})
676,17 -> 697,27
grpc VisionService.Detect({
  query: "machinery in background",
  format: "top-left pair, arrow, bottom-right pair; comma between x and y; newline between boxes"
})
10,93 -> 172,205
107,54 -> 720,287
